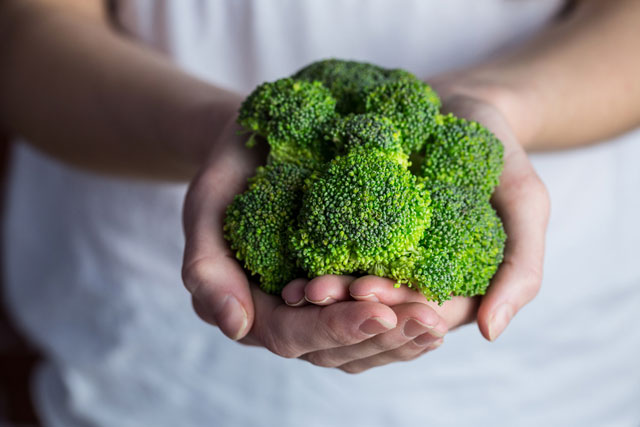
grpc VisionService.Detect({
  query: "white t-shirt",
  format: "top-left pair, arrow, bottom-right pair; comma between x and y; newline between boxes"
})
4,1 -> 640,426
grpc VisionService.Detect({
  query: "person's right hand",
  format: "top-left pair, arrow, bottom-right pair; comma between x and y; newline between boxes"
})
181,113 -> 448,373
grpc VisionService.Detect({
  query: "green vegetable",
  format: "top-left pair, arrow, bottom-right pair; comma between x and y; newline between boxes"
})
420,114 -> 503,197
226,59 -> 506,301
291,148 -> 431,277
384,184 -> 506,302
238,78 -> 337,168
224,162 -> 308,293
293,59 -> 390,114
364,78 -> 440,153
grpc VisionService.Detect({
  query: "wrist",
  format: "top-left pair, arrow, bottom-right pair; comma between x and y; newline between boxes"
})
178,91 -> 244,169
429,69 -> 542,150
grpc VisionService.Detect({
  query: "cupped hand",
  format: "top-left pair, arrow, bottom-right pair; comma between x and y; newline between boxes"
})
181,114 -> 446,373
439,93 -> 550,340
287,91 -> 551,342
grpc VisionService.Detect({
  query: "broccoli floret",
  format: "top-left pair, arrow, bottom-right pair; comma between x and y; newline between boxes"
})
384,185 -> 506,303
224,162 -> 309,293
328,113 -> 407,161
420,114 -> 504,197
291,149 -> 431,277
456,196 -> 506,297
238,78 -> 337,167
328,113 -> 409,166
364,78 -> 440,153
293,59 -> 390,114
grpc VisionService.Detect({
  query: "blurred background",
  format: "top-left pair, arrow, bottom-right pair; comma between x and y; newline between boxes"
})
0,138 -> 40,426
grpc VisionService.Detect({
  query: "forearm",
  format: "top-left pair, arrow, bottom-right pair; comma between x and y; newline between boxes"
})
432,0 -> 640,151
0,0 -> 240,180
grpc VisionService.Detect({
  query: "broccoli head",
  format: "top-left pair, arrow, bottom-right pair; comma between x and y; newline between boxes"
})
364,78 -> 441,153
291,149 -> 431,277
420,114 -> 504,197
383,184 -> 506,303
226,59 -> 506,302
293,59 -> 390,114
328,113 -> 407,161
456,196 -> 506,297
224,162 -> 309,293
238,78 -> 337,167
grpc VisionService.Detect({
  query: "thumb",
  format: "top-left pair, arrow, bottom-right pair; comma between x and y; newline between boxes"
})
477,155 -> 550,341
182,173 -> 254,340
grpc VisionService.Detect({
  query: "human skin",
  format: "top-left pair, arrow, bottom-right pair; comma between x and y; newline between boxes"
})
2,0 -> 640,373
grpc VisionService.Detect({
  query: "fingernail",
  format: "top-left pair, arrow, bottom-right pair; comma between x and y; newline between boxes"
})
429,338 -> 444,349
403,319 -> 430,338
427,328 -> 446,338
488,304 -> 513,341
304,295 -> 336,305
284,296 -> 306,307
350,293 -> 379,303
359,317 -> 395,335
414,333 -> 434,346
214,295 -> 249,340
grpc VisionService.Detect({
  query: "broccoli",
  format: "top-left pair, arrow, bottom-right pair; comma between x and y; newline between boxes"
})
224,162 -> 309,293
294,59 -> 441,154
291,149 -> 431,277
225,58 -> 506,302
327,113 -> 409,166
293,59 -> 440,134
383,185 -> 506,303
364,78 -> 440,153
293,59 -> 390,114
420,114 -> 504,197
238,78 -> 337,168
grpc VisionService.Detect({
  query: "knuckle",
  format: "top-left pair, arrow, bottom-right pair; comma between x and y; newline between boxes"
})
262,330 -> 301,359
368,334 -> 396,353
191,297 -> 217,325
339,364 -> 365,375
524,175 -> 551,216
322,317 -> 358,347
181,258 -> 211,296
301,352 -> 339,368
522,282 -> 541,304
394,345 -> 423,362
504,259 -> 542,304
521,266 -> 543,302
407,340 -> 429,353
532,180 -> 551,217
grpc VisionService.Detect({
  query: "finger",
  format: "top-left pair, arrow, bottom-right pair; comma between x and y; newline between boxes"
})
300,302 -> 446,368
281,278 -> 309,307
249,286 -> 398,358
182,169 -> 254,341
349,276 -> 478,330
339,338 -> 444,374
304,275 -> 355,305
349,275 -> 430,305
430,296 -> 479,330
478,150 -> 550,341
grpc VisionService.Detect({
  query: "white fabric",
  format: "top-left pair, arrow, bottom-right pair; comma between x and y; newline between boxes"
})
4,0 -> 640,426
